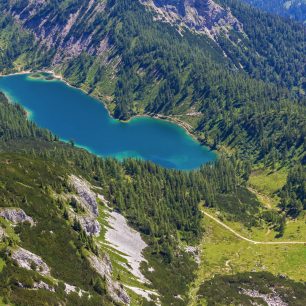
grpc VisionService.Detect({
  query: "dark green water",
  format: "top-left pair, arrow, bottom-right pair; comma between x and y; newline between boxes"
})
0,73 -> 216,170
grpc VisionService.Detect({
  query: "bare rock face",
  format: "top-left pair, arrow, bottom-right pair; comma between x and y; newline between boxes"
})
0,208 -> 34,226
88,253 -> 113,279
89,253 -> 130,305
69,175 -> 102,236
140,0 -> 243,39
107,279 -> 131,305
241,288 -> 288,306
78,216 -> 101,236
69,175 -> 99,217
64,283 -> 86,296
12,247 -> 50,276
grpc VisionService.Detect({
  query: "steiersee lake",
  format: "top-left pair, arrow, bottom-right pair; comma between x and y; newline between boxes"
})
0,73 -> 216,170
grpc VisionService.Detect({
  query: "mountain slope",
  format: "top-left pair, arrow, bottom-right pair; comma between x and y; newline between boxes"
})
1,90 -> 305,305
0,1 -> 305,304
0,90 -> 266,305
1,0 -> 304,88
241,0 -> 306,23
0,0 -> 305,167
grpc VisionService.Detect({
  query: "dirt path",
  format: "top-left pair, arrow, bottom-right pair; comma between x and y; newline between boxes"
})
188,210 -> 305,306
202,211 -> 306,245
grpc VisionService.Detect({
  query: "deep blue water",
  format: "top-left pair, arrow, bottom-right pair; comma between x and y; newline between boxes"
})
0,73 -> 216,170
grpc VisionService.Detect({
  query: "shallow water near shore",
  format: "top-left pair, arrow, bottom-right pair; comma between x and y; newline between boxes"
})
0,73 -> 216,170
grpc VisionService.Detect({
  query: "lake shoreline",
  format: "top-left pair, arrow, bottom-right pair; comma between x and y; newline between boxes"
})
0,69 -> 213,153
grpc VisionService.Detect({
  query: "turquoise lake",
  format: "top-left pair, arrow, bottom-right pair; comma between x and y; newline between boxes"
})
0,73 -> 216,170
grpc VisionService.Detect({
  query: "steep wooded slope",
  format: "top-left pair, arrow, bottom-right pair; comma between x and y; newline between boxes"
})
241,0 -> 306,22
1,91 -> 274,305
1,90 -> 305,305
0,0 -> 305,166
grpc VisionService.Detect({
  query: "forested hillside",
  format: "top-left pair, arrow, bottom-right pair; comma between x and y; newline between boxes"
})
241,0 -> 306,22
1,91 -> 282,304
0,0 -> 305,167
1,83 -> 305,304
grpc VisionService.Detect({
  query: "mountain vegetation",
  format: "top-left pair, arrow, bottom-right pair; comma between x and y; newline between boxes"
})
198,271 -> 306,305
240,0 -> 306,23
2,80 -> 304,303
0,0 -> 305,305
0,0 -> 304,168
280,164 -> 306,217
0,91 -> 270,304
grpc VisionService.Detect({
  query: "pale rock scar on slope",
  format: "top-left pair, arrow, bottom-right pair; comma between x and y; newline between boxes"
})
104,210 -> 160,302
12,247 -> 51,276
69,176 -> 159,303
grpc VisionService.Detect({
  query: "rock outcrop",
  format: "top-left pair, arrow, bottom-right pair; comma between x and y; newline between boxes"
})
0,208 -> 34,226
88,253 -> 130,305
69,175 -> 101,236
88,253 -> 113,278
78,216 -> 101,236
64,283 -> 85,296
140,0 -> 243,39
33,281 -> 55,292
241,288 -> 288,306
69,175 -> 99,216
107,278 -> 131,305
12,247 -> 50,276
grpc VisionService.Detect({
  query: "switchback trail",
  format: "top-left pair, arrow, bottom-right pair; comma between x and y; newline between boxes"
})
202,211 -> 306,245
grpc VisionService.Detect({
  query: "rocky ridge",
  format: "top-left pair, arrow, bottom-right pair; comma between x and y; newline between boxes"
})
88,253 -> 131,305
140,0 -> 243,39
68,175 -> 131,304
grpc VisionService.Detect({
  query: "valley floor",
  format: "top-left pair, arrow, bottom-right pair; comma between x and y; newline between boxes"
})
189,201 -> 306,305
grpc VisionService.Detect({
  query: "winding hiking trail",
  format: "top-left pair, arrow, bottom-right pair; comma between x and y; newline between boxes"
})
202,211 -> 306,245
188,209 -> 306,306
